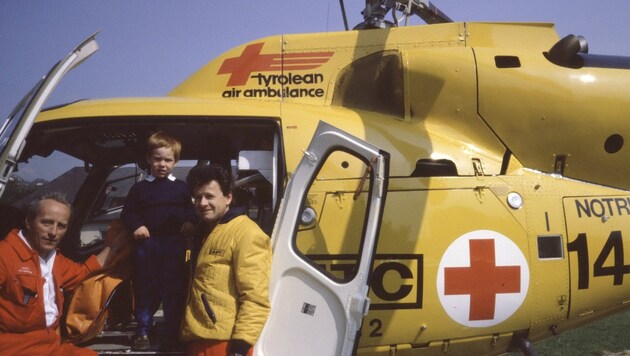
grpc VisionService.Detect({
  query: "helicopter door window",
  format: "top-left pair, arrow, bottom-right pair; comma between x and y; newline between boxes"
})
295,150 -> 371,283
93,160 -> 195,216
234,150 -> 275,234
92,165 -> 144,215
80,161 -> 196,249
79,163 -> 143,250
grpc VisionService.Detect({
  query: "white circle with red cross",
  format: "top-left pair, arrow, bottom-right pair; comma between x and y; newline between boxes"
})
436,230 -> 529,327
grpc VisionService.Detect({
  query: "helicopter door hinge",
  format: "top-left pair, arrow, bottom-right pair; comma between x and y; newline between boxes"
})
491,334 -> 499,348
472,158 -> 485,176
553,154 -> 568,175
332,191 -> 346,209
388,345 -> 396,356
474,185 -> 486,202
557,294 -> 568,309
441,340 -> 450,353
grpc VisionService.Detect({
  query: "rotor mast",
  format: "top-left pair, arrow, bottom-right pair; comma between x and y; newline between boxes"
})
354,0 -> 452,29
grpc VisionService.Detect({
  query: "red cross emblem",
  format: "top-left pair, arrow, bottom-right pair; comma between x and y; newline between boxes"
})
217,43 -> 334,86
437,231 -> 529,327
444,239 -> 521,320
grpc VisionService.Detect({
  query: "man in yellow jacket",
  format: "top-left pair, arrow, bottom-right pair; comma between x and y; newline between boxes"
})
181,164 -> 271,356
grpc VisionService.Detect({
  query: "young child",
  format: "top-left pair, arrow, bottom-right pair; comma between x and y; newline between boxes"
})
121,132 -> 197,351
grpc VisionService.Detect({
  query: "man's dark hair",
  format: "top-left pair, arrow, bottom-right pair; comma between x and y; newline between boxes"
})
186,164 -> 233,196
25,192 -> 72,220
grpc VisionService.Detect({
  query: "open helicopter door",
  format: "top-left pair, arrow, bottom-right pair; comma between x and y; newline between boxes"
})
255,121 -> 389,356
0,32 -> 98,198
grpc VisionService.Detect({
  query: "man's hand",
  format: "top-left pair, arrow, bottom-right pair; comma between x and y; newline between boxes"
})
133,226 -> 151,240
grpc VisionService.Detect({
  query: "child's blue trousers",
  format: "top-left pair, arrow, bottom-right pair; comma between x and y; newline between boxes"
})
133,235 -> 186,342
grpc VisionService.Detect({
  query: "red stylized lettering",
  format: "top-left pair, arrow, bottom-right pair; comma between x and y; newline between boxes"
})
218,43 -> 333,86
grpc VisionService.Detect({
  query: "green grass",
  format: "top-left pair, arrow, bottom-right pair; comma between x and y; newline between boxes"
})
511,310 -> 630,356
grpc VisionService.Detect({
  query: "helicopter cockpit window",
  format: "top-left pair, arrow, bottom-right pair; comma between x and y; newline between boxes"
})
332,50 -> 404,118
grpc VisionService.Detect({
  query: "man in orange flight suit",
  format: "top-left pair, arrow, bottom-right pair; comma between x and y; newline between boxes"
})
0,193 -> 125,355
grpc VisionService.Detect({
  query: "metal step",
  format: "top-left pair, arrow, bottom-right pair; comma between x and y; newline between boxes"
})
80,313 -> 186,355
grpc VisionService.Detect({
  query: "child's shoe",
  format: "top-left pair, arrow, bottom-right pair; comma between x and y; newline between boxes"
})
132,335 -> 150,351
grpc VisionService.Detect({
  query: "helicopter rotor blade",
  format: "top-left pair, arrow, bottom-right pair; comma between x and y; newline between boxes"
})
399,0 -> 452,24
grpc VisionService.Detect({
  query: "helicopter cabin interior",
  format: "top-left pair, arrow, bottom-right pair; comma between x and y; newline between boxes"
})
10,116 -> 284,258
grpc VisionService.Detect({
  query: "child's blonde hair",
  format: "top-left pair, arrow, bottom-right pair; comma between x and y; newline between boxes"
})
146,132 -> 181,162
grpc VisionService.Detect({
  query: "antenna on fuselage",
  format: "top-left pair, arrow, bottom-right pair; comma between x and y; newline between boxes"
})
354,0 -> 452,29
340,0 -> 350,30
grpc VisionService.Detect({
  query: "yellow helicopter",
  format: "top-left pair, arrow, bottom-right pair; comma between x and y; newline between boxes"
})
1,0 -> 629,354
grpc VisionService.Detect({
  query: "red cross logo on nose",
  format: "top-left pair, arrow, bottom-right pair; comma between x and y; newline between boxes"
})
217,43 -> 334,86
444,239 -> 521,321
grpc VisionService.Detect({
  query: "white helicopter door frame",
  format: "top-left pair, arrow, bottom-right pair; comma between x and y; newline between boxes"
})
255,121 -> 389,356
0,32 -> 99,198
